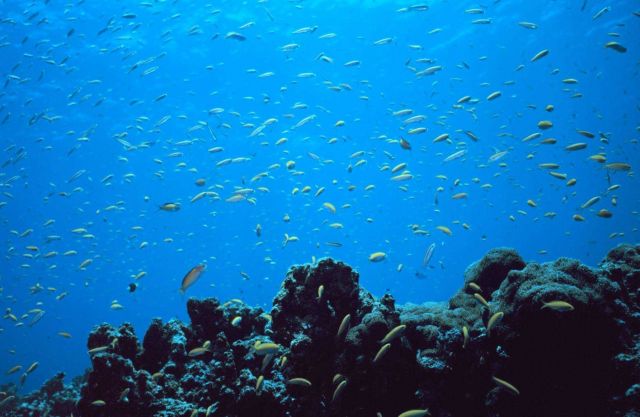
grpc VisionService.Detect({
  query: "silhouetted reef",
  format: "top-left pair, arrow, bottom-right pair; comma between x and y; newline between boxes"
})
2,244 -> 639,417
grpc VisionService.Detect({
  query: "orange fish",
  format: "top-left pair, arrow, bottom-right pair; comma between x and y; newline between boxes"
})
180,264 -> 205,293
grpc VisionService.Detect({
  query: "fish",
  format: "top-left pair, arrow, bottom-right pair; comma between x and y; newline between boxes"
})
592,6 -> 611,20
462,326 -> 469,349
287,378 -> 312,387
254,342 -> 280,356
391,173 -> 413,181
398,410 -> 429,417
436,225 -> 452,236
380,324 -> 406,344
373,343 -> 391,363
486,91 -> 501,101
565,142 -> 587,151
369,252 -> 387,262
188,347 -> 209,357
79,259 -> 93,270
399,138 -> 412,150
282,233 -> 299,247
322,202 -> 337,214
487,312 -> 504,335
292,26 -> 317,34
403,115 -> 426,125
408,127 -> 427,135
489,150 -> 508,162
518,21 -> 538,29
492,376 -> 520,395
0,396 -> 15,407
444,149 -> 467,162
597,209 -> 613,218
393,109 -> 413,117
6,365 -> 22,375
180,264 -> 206,293
604,42 -> 626,53
29,310 -> 45,326
159,202 -> 181,212
577,130 -> 595,138
433,133 -> 449,143
88,346 -> 109,355
293,114 -> 317,129
538,120 -> 553,129
225,32 -> 246,41
391,163 -> 407,173
531,49 -> 549,62
541,300 -> 574,311
605,162 -> 631,171
423,243 -> 436,267
332,379 -> 348,402
580,196 -> 601,209
474,293 -> 490,308
373,37 -> 393,45
26,362 -> 38,374
337,314 -> 351,339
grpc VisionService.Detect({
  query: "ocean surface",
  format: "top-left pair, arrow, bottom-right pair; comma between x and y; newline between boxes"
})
0,0 -> 638,394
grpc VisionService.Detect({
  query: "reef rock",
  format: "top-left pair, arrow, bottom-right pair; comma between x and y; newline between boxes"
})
0,372 -> 81,417
2,245 -> 639,417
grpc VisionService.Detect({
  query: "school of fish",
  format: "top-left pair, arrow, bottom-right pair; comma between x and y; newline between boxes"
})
0,0 -> 637,399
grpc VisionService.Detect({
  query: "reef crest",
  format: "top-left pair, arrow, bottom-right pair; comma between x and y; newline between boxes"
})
2,244 -> 639,417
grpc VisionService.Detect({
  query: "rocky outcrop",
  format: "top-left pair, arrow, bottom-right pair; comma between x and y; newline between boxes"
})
0,372 -> 81,417
1,245 -> 638,417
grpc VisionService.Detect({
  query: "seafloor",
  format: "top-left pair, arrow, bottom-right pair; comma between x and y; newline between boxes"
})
1,244 -> 639,417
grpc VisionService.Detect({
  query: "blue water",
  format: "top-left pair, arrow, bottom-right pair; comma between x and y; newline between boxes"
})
0,0 -> 638,393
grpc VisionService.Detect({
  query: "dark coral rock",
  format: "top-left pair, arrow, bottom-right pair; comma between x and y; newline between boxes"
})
465,247 -> 525,292
601,244 -> 640,315
6,245 -> 639,417
271,258 -> 363,345
449,247 -> 525,311
0,372 -> 80,417
78,350 -> 158,417
400,301 -> 491,417
467,248 -> 523,286
74,296 -> 284,417
269,259 -> 416,417
87,322 -> 140,362
139,318 -> 189,374
484,253 -> 639,417
187,298 -> 227,340
603,243 -> 640,269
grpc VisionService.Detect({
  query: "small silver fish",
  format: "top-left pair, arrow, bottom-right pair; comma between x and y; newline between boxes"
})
423,243 -> 436,267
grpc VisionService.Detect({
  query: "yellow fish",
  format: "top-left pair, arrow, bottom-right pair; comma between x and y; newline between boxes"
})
541,300 -> 574,311
159,202 -> 181,212
368,252 -> 386,262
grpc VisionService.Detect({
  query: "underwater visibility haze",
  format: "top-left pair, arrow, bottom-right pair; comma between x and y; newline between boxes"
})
0,0 -> 639,415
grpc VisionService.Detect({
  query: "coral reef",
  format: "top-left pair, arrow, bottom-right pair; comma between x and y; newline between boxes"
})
0,372 -> 82,417
2,244 -> 639,417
